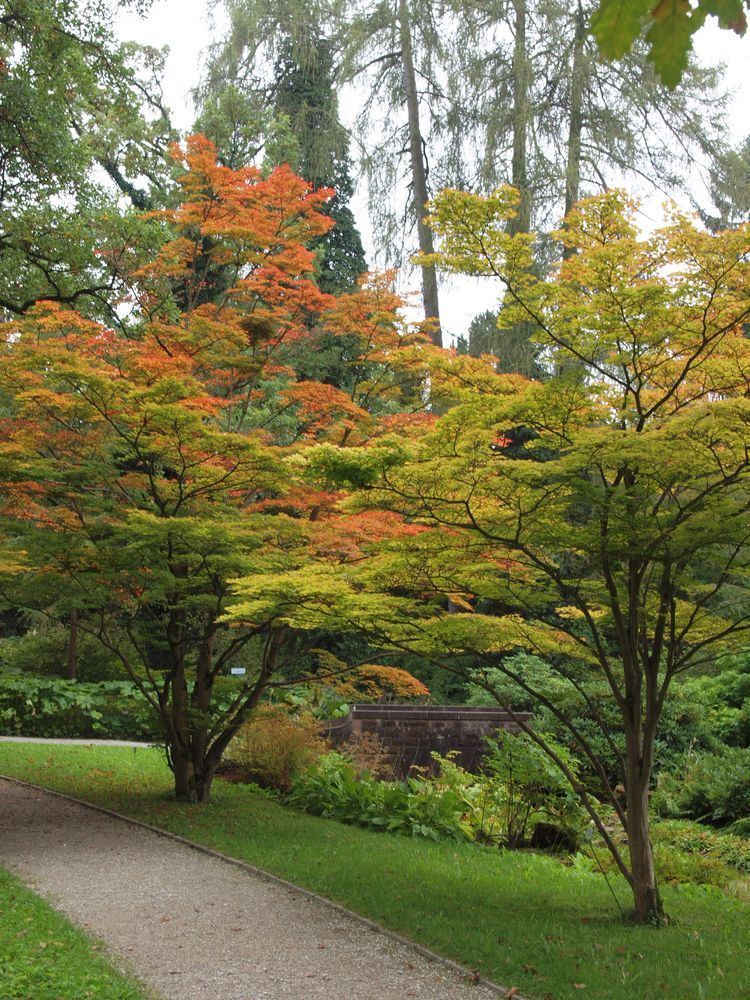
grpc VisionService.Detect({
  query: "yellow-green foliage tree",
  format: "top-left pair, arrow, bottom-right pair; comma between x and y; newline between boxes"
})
228,190 -> 750,923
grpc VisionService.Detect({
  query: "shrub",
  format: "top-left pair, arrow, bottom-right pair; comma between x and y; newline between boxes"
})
581,817 -> 749,892
652,748 -> 750,825
466,656 -> 725,794
679,653 -> 750,747
0,628 -> 127,682
651,842 -> 736,888
225,705 -> 329,792
288,734 -> 584,850
0,672 -> 249,742
651,820 -> 750,874
339,731 -> 394,779
0,674 -> 160,740
287,752 -> 474,841
479,730 -> 585,848
330,665 -> 430,703
270,682 -> 350,720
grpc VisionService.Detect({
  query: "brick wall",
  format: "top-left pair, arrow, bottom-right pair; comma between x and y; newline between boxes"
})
324,704 -> 532,777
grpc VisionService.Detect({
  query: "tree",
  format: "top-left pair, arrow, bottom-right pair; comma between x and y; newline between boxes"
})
446,0 -> 729,232
337,0 -> 449,344
0,137 -> 423,802
465,309 -> 543,379
0,0 -> 175,318
229,189 -> 750,923
591,0 -> 749,88
701,136 -> 750,231
273,34 -> 367,294
197,0 -> 366,294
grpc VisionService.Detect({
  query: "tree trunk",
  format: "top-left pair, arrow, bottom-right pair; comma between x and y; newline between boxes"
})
563,2 -> 586,252
399,0 -> 441,346
65,610 -> 78,680
172,750 -> 215,803
624,730 -> 664,923
510,0 -> 531,237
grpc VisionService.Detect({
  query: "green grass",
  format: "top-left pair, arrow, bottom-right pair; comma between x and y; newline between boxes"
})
1,743 -> 748,1000
0,864 -> 149,999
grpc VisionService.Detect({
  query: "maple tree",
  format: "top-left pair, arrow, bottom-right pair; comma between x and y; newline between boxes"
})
0,136 -> 427,802
329,665 -> 430,703
228,189 -> 750,923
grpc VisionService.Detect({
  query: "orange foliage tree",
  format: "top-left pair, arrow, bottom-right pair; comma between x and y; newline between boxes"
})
0,136 -> 433,802
330,665 -> 430,703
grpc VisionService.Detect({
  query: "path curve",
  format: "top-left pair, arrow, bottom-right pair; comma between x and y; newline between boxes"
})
0,777 -> 504,1000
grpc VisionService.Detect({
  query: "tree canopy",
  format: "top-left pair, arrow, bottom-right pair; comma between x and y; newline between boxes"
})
0,0 -> 174,318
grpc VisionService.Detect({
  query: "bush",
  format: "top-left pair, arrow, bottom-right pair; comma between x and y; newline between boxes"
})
270,682 -> 350,720
651,842 -> 736,888
339,731 -> 394,779
480,730 -> 584,848
466,656 -> 725,794
0,628 -> 127,682
225,705 -> 329,792
288,731 -> 585,850
679,653 -> 750,747
652,820 -> 750,874
0,675 -> 160,740
652,748 -> 750,825
287,752 -> 474,841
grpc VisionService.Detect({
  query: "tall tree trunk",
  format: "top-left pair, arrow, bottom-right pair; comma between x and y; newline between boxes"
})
624,719 -> 664,923
510,0 -> 531,237
399,0 -> 442,346
169,653 -> 196,802
564,3 -> 586,227
65,610 -> 78,680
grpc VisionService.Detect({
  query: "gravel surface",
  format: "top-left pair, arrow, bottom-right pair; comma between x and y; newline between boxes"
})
0,778 -> 503,1000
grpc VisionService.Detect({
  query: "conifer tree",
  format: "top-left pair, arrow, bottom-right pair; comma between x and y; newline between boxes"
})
197,0 -> 366,294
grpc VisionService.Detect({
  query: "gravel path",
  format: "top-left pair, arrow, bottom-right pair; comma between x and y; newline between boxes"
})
0,778 -> 503,1000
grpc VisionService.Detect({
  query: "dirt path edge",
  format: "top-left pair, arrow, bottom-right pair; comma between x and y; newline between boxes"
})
0,773 -> 518,999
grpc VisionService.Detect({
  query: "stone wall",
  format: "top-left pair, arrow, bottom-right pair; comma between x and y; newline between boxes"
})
324,704 -> 532,777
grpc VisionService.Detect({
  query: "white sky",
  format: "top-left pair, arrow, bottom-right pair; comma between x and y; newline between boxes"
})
116,1 -> 750,345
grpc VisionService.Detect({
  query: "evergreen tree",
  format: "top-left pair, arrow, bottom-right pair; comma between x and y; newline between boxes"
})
273,34 -> 367,294
196,1 -> 366,294
701,136 -> 750,232
466,310 -> 542,379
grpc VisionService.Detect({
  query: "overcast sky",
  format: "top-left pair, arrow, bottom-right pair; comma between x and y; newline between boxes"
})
116,1 -> 750,345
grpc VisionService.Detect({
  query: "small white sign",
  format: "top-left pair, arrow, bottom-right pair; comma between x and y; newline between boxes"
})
229,667 -> 246,676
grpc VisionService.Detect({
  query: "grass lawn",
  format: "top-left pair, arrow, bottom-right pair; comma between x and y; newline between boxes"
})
0,864 -> 149,999
0,743 -> 747,1000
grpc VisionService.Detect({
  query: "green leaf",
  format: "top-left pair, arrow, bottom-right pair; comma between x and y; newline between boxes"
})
645,1 -> 702,88
590,0 -> 652,59
700,0 -> 748,32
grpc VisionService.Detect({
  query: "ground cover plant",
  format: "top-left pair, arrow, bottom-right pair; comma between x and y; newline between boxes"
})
1,742 -> 748,1000
0,675 -> 160,740
0,863 -> 149,999
287,730 -> 584,848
